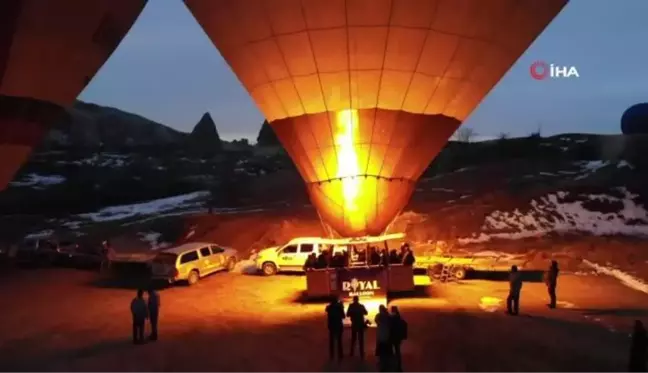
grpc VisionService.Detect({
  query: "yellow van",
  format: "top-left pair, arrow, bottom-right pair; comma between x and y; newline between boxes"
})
150,242 -> 238,285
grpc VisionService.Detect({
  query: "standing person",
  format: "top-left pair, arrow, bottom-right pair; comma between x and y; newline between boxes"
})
147,287 -> 160,341
545,260 -> 559,309
130,289 -> 148,344
390,306 -> 408,372
346,296 -> 368,359
101,239 -> 115,273
629,320 -> 647,372
507,265 -> 523,315
325,297 -> 345,361
401,244 -> 415,266
374,305 -> 393,372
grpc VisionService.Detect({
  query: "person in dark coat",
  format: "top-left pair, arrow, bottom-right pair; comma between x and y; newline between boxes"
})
379,249 -> 390,267
507,265 -> 523,315
390,306 -> 408,372
325,297 -> 345,361
629,320 -> 647,372
402,244 -> 415,266
374,305 -> 393,372
315,251 -> 328,269
389,249 -> 400,264
303,253 -> 317,271
147,288 -> 160,341
130,289 -> 148,344
346,296 -> 368,359
545,260 -> 559,308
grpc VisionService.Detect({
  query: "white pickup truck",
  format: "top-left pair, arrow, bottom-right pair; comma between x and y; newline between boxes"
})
254,237 -> 338,276
254,233 -> 406,276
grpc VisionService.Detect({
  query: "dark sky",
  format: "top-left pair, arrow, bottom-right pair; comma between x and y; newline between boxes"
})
79,0 -> 648,142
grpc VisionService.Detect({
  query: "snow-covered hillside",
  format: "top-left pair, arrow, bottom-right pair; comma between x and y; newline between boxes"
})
459,187 -> 648,243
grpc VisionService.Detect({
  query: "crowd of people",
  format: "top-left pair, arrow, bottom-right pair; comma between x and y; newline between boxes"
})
304,242 -> 416,271
326,296 -> 408,372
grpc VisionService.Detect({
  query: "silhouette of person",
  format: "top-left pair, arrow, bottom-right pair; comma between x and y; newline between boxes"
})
346,296 -> 368,359
315,251 -> 328,269
370,247 -> 381,265
390,306 -> 408,372
629,320 -> 647,372
303,253 -> 317,271
545,260 -> 559,308
325,297 -> 345,361
130,289 -> 148,344
380,249 -> 390,267
147,288 -> 160,341
507,265 -> 523,315
402,244 -> 415,266
374,305 -> 393,372
389,249 -> 400,264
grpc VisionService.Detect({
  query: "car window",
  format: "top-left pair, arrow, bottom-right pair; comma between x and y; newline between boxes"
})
199,247 -> 211,257
210,246 -> 224,254
282,244 -> 298,254
300,243 -> 314,253
180,251 -> 199,264
154,253 -> 178,265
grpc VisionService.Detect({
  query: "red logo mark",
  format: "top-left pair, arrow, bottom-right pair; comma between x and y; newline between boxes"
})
530,61 -> 549,80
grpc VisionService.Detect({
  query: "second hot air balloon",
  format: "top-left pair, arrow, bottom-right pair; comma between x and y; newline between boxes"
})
184,0 -> 568,237
0,0 -> 147,191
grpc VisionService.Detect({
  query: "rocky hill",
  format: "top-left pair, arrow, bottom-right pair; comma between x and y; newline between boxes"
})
188,112 -> 222,152
42,101 -> 186,149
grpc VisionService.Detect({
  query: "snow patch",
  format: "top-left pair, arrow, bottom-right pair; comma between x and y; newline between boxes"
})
58,153 -> 130,168
459,188 -> 648,244
583,260 -> 648,295
10,173 -> 66,189
77,191 -> 210,222
24,230 -> 54,240
138,231 -> 171,250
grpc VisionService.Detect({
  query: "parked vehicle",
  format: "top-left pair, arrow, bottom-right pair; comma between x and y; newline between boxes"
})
57,242 -> 103,269
254,234 -> 404,276
150,242 -> 238,285
15,239 -> 59,266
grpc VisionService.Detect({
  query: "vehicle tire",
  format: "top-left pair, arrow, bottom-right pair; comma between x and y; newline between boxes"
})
187,270 -> 200,286
262,262 -> 277,276
453,267 -> 467,280
226,257 -> 237,272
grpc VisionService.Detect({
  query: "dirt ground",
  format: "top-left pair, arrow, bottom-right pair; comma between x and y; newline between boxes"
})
1,262 -> 647,372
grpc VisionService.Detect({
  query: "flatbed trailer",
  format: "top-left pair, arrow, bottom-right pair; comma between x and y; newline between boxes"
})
420,252 -> 531,281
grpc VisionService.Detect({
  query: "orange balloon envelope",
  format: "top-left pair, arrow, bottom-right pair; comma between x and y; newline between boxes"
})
0,0 -> 147,191
185,0 -> 568,237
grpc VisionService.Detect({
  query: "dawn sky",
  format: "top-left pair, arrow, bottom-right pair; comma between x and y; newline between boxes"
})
80,0 -> 648,142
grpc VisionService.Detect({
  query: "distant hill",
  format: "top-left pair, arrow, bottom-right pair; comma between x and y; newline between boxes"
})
42,100 -> 187,149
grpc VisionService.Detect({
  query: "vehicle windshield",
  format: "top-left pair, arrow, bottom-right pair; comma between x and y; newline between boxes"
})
153,252 -> 178,265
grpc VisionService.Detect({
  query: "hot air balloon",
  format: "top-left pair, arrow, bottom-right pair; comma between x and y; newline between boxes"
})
184,0 -> 567,237
0,0 -> 147,191
621,103 -> 648,135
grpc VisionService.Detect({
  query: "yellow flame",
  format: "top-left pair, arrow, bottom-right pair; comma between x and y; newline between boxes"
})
335,109 -> 362,229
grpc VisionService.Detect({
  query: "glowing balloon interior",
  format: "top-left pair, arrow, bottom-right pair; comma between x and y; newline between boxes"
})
184,0 -> 568,237
0,0 -> 147,191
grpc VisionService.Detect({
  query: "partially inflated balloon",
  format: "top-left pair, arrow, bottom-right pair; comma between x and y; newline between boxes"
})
185,0 -> 567,237
0,0 -> 147,191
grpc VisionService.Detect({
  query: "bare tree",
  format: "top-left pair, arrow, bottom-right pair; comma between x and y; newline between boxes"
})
497,132 -> 510,140
454,127 -> 476,143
